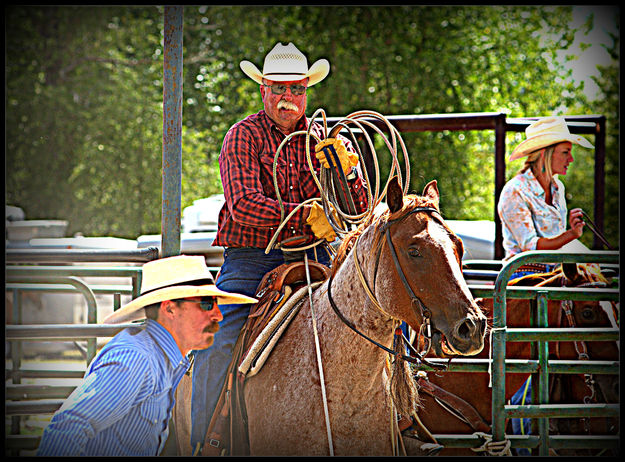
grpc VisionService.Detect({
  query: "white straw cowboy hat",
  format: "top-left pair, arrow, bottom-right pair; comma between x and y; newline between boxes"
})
509,116 -> 594,161
240,42 -> 330,86
103,255 -> 256,324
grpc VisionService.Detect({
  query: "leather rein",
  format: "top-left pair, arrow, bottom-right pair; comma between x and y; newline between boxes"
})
326,206 -> 446,369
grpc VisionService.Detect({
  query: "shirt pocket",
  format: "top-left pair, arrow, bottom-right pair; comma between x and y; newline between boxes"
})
260,152 -> 287,198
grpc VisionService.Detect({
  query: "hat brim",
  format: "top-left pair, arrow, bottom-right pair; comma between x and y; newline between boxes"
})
240,58 -> 329,87
509,133 -> 594,161
102,284 -> 257,324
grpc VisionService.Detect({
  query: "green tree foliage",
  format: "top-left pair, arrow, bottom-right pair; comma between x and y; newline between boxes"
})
5,5 -> 619,248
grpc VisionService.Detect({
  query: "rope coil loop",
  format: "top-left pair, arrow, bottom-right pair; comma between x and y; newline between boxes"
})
265,108 -> 413,254
470,432 -> 512,456
263,108 -> 421,455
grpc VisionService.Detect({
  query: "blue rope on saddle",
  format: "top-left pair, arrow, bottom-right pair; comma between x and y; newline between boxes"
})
510,376 -> 532,456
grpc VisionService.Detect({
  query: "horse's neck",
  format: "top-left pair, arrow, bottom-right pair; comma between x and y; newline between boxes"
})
325,230 -> 397,355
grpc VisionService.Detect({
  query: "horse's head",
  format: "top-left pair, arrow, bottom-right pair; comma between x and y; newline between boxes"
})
513,263 -> 619,404
376,176 -> 487,356
512,263 -> 618,339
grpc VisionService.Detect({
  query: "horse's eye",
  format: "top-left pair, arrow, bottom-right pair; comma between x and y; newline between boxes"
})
581,308 -> 596,322
408,247 -> 421,258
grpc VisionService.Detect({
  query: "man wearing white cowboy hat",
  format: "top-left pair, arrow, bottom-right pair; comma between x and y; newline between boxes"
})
498,116 -> 594,265
188,42 -> 370,453
37,255 -> 255,456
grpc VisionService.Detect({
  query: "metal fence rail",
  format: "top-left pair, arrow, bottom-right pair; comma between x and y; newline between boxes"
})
491,250 -> 620,455
4,251 -> 619,455
5,252 -> 157,455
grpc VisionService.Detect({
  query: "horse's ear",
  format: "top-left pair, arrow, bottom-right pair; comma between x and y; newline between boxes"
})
423,180 -> 440,209
387,175 -> 404,213
562,262 -> 580,283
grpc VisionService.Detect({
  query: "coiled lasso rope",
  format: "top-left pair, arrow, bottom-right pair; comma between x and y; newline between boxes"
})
263,108 -> 414,456
265,108 -> 412,255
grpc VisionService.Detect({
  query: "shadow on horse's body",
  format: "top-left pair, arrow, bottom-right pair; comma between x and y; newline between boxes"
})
417,263 -> 619,456
175,177 -> 487,456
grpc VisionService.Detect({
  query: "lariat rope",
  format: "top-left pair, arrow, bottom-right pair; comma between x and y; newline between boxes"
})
265,109 -> 416,455
265,109 -> 412,254
304,253 -> 334,456
470,432 -> 512,456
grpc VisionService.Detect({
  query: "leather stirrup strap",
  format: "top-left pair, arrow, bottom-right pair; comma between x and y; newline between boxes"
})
417,375 -> 491,433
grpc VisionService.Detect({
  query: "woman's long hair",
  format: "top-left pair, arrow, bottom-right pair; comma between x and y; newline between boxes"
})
518,144 -> 557,179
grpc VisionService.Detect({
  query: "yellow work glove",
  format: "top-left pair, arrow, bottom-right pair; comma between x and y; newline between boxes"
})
314,138 -> 359,175
306,202 -> 338,242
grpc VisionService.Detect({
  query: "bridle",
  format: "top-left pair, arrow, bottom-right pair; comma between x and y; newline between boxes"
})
327,206 -> 446,369
558,279 -> 611,406
555,276 -> 619,437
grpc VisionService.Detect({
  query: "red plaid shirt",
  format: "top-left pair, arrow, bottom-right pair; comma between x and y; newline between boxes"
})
214,110 -> 369,249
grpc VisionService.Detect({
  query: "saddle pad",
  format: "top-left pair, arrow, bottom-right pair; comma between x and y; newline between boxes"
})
239,281 -> 323,377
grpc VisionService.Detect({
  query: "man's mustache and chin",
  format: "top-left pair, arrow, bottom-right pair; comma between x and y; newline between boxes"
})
277,100 -> 299,111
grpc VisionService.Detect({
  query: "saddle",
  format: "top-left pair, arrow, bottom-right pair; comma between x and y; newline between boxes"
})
200,260 -> 331,456
244,260 -> 331,350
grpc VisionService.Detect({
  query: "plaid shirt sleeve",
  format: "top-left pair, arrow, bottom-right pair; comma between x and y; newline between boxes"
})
220,123 -> 302,228
214,112 -> 368,248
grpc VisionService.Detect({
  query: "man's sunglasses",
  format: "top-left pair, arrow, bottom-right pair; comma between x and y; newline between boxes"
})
263,83 -> 307,96
174,296 -> 217,311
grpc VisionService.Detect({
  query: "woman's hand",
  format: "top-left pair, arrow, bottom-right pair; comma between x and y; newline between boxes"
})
568,207 -> 585,238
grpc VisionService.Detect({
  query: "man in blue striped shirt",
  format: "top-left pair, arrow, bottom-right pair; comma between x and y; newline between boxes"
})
36,255 -> 256,456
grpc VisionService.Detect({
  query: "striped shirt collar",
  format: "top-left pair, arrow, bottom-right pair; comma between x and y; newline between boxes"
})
144,319 -> 188,369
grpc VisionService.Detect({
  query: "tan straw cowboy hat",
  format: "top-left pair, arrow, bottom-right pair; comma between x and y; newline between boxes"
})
103,255 -> 256,324
509,116 -> 594,161
240,42 -> 329,86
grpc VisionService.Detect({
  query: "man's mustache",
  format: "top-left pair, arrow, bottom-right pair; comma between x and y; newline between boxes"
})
277,100 -> 298,111
204,323 -> 220,334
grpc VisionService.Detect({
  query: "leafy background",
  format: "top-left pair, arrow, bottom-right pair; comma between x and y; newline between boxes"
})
5,5 -> 619,249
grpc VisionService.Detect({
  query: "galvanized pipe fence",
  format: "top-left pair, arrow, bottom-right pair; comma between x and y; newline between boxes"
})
418,250 -> 619,455
5,247 -> 159,453
5,250 -> 618,454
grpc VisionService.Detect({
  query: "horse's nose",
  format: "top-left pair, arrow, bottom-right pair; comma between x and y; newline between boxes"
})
454,314 -> 486,341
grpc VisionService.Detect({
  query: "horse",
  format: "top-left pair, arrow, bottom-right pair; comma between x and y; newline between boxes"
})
173,176 -> 487,456
415,262 -> 619,456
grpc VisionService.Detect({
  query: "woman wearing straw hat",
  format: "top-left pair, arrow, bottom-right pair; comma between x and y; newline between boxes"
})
498,116 -> 594,271
497,116 -> 594,454
188,42 -> 369,454
36,255 -> 255,456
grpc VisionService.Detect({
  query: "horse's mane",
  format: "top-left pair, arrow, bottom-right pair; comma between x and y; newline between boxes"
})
331,192 -> 440,276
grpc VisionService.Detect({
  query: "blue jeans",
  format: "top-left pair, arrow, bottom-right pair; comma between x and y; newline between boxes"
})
189,246 -> 330,452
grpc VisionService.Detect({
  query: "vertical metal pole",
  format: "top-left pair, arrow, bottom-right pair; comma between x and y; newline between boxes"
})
536,291 -> 549,456
11,289 -> 22,453
593,116 -> 606,250
162,6 -> 183,258
493,114 -> 506,260
491,271 -> 508,442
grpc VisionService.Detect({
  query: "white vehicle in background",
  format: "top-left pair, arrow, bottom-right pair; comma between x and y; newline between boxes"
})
137,194 -> 227,267
445,219 -> 495,261
174,195 -> 496,260
181,194 -> 225,233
